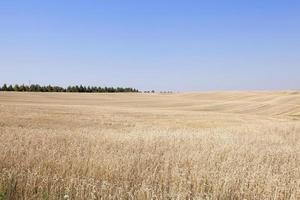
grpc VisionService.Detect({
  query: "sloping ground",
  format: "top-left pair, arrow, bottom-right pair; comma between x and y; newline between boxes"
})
0,91 -> 299,199
174,91 -> 300,117
0,91 -> 299,120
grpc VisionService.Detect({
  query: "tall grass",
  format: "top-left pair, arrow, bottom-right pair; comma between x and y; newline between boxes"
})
0,92 -> 299,199
0,123 -> 299,199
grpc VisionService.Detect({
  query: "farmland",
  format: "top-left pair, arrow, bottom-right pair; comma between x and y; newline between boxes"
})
0,92 -> 299,199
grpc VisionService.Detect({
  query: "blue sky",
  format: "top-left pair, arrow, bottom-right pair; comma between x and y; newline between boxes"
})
0,0 -> 299,91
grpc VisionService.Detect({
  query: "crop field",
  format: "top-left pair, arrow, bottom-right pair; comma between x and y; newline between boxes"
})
0,91 -> 299,200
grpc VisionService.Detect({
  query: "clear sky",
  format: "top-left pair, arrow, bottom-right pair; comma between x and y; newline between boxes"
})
0,0 -> 299,91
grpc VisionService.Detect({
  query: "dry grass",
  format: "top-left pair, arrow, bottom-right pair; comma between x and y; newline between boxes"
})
0,92 -> 299,199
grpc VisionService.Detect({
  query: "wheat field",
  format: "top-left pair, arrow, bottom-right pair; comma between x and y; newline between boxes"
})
0,91 -> 299,200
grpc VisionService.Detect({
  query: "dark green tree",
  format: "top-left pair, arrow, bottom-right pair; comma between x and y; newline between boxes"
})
0,83 -> 140,93
14,84 -> 20,91
7,85 -> 13,91
1,84 -> 8,91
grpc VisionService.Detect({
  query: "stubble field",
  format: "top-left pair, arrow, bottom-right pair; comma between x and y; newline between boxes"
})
0,91 -> 299,199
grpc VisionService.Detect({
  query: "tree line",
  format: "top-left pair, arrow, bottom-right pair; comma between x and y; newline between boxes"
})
0,84 -> 139,93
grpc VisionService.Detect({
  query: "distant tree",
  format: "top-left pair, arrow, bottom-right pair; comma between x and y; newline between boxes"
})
0,83 -> 140,93
18,85 -> 24,91
41,86 -> 47,92
1,84 -> 8,91
78,85 -> 83,93
75,85 -> 80,92
87,86 -> 92,93
47,85 -> 53,92
24,85 -> 30,92
7,85 -> 13,91
36,84 -> 42,92
91,86 -> 97,93
30,84 -> 37,92
52,86 -> 58,92
99,87 -> 104,93
14,84 -> 20,91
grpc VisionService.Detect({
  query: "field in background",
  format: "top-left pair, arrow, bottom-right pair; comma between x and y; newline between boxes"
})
0,92 -> 299,199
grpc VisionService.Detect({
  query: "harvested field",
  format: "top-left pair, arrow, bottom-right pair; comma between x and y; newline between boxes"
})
0,92 -> 299,199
